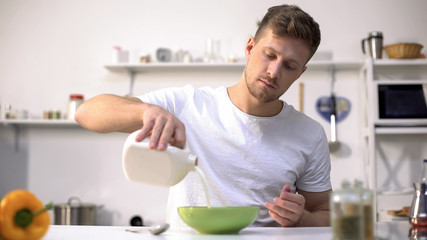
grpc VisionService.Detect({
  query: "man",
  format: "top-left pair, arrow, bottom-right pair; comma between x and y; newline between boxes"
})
75,4 -> 331,227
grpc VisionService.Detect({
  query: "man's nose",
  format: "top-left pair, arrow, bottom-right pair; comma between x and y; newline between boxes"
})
267,61 -> 280,78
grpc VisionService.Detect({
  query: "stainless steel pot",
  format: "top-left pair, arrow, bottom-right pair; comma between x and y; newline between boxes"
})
54,197 -> 101,225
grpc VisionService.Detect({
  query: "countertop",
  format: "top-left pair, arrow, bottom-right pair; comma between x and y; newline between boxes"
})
43,221 -> 412,240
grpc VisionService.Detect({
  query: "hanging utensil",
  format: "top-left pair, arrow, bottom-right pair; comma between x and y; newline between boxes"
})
328,67 -> 341,152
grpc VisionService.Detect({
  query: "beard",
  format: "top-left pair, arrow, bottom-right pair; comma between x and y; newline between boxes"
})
244,67 -> 281,103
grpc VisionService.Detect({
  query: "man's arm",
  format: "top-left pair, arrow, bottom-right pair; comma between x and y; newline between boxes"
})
295,189 -> 330,226
75,94 -> 145,133
74,94 -> 186,150
265,184 -> 330,227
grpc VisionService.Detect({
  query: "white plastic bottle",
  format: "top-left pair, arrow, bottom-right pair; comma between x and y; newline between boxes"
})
122,130 -> 197,187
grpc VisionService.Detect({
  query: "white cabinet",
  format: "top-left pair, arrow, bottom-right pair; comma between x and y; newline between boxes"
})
362,58 -> 427,221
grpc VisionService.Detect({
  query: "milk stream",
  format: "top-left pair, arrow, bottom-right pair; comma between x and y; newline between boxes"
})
195,166 -> 211,208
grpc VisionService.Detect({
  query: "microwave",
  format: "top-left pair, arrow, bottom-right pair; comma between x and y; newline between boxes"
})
375,81 -> 427,126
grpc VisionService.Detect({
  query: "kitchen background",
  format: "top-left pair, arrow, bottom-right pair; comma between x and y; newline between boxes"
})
1,0 -> 427,226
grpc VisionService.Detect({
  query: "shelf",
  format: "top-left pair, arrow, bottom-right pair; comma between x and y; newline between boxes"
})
105,62 -> 245,73
377,188 -> 414,195
373,59 -> 427,66
1,119 -> 79,126
104,60 -> 363,73
375,127 -> 427,134
374,119 -> 427,128
104,60 -> 363,96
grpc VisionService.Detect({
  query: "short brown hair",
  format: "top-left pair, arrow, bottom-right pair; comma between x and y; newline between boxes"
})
254,4 -> 321,62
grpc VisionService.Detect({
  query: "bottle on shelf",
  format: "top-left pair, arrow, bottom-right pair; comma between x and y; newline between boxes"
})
67,94 -> 84,120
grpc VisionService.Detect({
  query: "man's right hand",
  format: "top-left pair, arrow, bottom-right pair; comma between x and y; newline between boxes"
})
75,94 -> 186,151
135,103 -> 186,151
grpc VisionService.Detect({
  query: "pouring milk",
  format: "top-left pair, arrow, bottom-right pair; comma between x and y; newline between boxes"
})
122,130 -> 211,207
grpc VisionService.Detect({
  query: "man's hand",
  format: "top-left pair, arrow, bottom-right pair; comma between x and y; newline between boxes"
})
264,184 -> 306,227
135,103 -> 186,151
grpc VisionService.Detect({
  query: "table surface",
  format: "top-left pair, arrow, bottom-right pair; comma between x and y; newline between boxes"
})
43,221 -> 413,240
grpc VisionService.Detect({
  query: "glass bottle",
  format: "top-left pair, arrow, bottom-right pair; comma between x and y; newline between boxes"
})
410,159 -> 427,227
331,180 -> 364,240
67,94 -> 84,120
354,179 -> 374,240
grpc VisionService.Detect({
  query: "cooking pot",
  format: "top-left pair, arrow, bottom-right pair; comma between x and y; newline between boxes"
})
54,197 -> 102,225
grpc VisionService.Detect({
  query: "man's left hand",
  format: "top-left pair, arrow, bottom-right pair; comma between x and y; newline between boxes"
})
264,184 -> 306,227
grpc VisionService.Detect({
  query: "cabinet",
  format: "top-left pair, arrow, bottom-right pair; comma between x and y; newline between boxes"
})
362,58 -> 427,222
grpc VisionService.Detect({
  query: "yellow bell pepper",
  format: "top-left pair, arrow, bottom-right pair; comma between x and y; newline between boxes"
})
0,190 -> 52,240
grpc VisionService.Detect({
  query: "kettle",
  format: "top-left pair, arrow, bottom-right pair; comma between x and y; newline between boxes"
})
361,31 -> 383,59
122,130 -> 198,187
410,182 -> 427,227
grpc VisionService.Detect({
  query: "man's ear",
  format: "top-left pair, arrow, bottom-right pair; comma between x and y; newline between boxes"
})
245,37 -> 255,59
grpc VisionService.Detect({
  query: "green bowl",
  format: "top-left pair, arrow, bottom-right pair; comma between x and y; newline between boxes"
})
177,206 -> 260,234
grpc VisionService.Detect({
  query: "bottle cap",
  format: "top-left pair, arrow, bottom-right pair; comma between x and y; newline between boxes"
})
70,94 -> 84,100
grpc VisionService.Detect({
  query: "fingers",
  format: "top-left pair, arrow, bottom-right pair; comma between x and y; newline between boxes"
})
280,184 -> 292,199
137,105 -> 186,151
265,185 -> 306,227
170,123 -> 186,149
157,119 -> 186,150
265,201 -> 297,227
265,198 -> 302,227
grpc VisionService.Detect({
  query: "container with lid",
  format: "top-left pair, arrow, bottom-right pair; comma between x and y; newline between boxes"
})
354,179 -> 374,240
122,130 -> 197,187
330,180 -> 365,240
54,197 -> 101,225
67,94 -> 84,120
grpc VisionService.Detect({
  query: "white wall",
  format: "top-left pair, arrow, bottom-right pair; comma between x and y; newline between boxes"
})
1,0 -> 426,226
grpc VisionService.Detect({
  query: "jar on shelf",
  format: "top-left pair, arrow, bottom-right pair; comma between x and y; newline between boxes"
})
67,94 -> 84,120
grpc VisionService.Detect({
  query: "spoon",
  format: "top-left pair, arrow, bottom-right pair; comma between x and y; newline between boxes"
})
125,223 -> 170,235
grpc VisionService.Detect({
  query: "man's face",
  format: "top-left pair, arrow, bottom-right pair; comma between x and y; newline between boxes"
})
244,28 -> 310,103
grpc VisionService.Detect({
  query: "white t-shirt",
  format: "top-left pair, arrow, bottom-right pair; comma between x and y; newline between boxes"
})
138,84 -> 331,227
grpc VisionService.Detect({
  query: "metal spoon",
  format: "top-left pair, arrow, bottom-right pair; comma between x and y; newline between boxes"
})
125,223 -> 170,235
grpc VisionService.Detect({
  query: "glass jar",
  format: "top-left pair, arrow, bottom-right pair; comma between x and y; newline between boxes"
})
354,179 -> 374,240
331,180 -> 364,240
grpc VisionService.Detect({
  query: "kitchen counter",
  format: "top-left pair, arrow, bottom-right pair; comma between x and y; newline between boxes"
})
43,221 -> 412,240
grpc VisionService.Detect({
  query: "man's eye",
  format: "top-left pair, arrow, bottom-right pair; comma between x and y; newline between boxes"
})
284,64 -> 295,71
264,52 -> 275,59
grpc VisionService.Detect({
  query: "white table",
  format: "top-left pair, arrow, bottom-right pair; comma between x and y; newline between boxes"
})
43,221 -> 411,240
